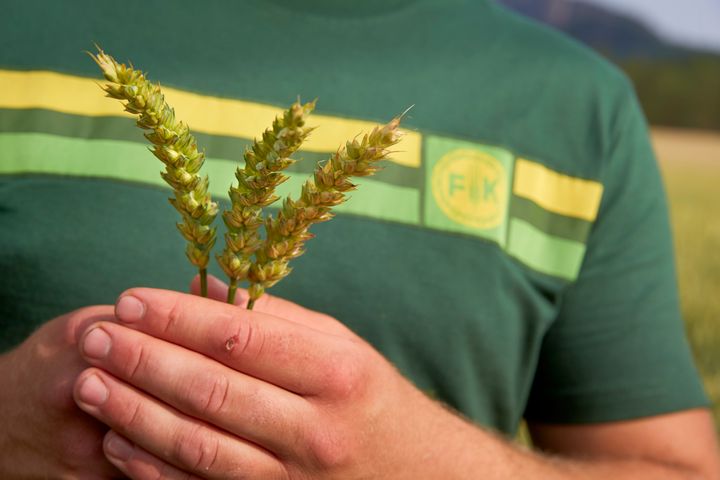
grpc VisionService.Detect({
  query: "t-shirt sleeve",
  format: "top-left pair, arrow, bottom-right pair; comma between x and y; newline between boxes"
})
524,86 -> 709,424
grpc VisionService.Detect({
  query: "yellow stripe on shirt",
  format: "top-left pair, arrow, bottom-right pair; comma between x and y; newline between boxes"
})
513,158 -> 604,221
0,69 -> 422,168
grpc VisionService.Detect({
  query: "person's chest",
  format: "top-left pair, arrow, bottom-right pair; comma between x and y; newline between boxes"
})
0,171 -> 565,436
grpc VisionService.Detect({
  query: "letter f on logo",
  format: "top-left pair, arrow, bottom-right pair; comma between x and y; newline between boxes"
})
449,173 -> 465,196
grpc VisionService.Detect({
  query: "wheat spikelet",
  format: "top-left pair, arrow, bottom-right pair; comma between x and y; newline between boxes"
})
90,47 -> 218,296
246,116 -> 404,309
217,100 -> 315,303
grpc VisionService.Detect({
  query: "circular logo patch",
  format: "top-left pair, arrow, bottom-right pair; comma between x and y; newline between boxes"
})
431,149 -> 507,229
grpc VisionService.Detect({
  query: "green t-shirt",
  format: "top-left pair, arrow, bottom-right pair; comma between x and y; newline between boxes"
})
0,0 -> 708,435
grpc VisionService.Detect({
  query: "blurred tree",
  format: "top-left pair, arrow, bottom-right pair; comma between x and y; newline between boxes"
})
622,57 -> 720,130
499,0 -> 720,131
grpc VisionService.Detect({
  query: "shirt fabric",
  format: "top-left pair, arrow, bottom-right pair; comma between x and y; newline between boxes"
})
0,0 -> 708,435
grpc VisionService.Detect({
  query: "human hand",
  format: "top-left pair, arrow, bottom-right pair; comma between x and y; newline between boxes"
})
0,306 -> 124,479
72,281 -> 470,479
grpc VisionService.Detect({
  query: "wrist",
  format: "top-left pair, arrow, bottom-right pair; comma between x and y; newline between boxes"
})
401,391 -> 533,479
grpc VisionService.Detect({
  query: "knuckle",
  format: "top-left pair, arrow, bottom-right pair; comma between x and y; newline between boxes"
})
227,317 -> 266,361
322,343 -> 369,399
183,373 -> 231,418
118,399 -> 145,432
171,424 -> 221,473
304,424 -> 354,470
125,342 -> 151,380
165,297 -> 185,336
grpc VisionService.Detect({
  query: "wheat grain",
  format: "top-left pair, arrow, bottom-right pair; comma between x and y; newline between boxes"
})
217,100 -> 315,303
246,116 -> 404,309
90,47 -> 218,296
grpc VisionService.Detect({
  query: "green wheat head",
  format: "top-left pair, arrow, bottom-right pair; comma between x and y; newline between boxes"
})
91,48 -> 404,307
246,116 -> 403,308
90,48 -> 218,293
217,100 -> 316,303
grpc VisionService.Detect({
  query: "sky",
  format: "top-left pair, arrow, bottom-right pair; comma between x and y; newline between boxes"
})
579,0 -> 720,52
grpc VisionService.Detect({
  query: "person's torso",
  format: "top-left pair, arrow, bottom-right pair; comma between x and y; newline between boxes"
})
0,0 -> 625,434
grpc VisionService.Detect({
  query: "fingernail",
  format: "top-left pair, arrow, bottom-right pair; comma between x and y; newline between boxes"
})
105,432 -> 133,461
82,328 -> 111,359
78,374 -> 109,406
116,295 -> 145,323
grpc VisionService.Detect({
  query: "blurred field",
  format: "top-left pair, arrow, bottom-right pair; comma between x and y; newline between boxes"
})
652,127 -> 720,428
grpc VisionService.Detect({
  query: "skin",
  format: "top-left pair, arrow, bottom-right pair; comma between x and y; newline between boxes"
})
2,275 -> 718,478
55,275 -> 717,480
0,306 -> 123,479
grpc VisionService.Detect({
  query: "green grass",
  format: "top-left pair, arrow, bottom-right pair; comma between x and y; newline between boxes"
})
655,128 -> 720,429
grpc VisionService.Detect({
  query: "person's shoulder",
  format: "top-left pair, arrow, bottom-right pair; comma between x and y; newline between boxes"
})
486,3 -> 633,96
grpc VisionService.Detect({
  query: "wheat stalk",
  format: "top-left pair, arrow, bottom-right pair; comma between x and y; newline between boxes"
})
90,47 -> 218,296
245,115 -> 404,309
217,100 -> 315,304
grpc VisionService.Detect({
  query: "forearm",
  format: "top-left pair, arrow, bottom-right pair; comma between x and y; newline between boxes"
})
430,412 -> 703,480
541,457 -> 700,480
484,438 -> 698,480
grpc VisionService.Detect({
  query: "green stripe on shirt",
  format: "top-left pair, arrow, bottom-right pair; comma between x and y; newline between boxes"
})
506,218 -> 587,280
0,132 -> 421,225
0,108 -> 424,190
509,195 -> 593,244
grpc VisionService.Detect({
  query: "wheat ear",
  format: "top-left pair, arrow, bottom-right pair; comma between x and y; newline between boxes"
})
246,115 -> 404,309
90,48 -> 218,296
217,100 -> 315,304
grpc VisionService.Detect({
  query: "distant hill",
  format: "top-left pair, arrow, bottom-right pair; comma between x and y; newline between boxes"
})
498,0 -> 701,59
499,0 -> 720,130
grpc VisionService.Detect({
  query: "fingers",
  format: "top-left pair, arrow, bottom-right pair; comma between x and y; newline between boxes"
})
189,274 -> 353,337
34,305 -> 115,347
113,288 -> 361,395
78,321 -> 311,456
103,432 -> 202,480
18,305 -> 115,413
63,305 -> 117,345
7,305 -> 124,478
74,368 -> 288,480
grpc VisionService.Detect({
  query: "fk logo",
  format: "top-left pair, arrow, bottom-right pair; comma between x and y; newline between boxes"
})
432,149 -> 508,229
448,172 -> 498,203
